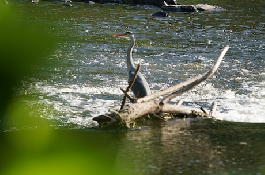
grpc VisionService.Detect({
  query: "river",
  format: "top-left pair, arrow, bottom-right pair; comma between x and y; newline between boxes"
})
13,0 -> 264,125
1,0 -> 265,174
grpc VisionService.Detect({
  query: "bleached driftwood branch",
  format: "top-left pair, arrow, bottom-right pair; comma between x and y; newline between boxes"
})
120,63 -> 141,109
93,46 -> 229,128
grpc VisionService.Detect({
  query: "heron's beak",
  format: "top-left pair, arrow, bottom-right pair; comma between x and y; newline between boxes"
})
113,34 -> 128,38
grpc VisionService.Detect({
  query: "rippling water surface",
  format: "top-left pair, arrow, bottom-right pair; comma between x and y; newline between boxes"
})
15,0 -> 264,126
2,0 -> 265,174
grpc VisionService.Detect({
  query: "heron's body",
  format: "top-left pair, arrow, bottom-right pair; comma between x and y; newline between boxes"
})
129,67 -> 151,98
113,32 -> 151,98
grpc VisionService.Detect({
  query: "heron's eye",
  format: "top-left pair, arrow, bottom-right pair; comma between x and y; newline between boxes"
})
126,31 -> 133,35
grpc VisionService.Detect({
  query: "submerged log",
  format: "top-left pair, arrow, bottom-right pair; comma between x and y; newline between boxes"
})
93,46 -> 229,128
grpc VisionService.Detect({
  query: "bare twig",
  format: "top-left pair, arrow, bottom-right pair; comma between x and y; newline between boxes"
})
120,88 -> 136,102
200,107 -> 207,114
209,101 -> 217,116
120,63 -> 141,110
177,99 -> 184,107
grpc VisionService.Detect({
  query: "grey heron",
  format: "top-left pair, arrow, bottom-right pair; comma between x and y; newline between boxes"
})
113,31 -> 151,98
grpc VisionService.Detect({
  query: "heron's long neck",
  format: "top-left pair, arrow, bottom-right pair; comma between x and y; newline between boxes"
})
127,37 -> 135,73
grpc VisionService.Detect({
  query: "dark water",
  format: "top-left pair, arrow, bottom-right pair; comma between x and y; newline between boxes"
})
1,0 -> 265,174
115,119 -> 265,174
1,119 -> 265,174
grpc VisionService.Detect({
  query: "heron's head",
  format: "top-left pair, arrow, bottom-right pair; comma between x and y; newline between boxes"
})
113,31 -> 134,39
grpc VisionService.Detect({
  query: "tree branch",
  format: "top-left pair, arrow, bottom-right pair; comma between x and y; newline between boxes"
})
137,46 -> 229,104
93,46 -> 230,128
209,101 -> 217,117
120,63 -> 141,110
120,88 -> 136,103
162,46 -> 229,103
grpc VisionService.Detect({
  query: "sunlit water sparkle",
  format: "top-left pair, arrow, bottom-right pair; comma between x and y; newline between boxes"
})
16,1 -> 265,128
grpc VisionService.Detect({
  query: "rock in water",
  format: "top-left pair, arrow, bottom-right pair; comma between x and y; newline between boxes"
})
152,11 -> 170,17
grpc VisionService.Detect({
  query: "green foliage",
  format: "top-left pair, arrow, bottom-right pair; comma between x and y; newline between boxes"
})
0,129 -> 122,175
0,2 -> 54,116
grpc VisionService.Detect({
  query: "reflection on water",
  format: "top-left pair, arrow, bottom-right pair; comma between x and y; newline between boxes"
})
2,118 -> 264,174
115,119 -> 265,174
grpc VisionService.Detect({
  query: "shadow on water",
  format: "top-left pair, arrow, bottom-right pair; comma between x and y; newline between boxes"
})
115,119 -> 265,174
1,119 -> 265,174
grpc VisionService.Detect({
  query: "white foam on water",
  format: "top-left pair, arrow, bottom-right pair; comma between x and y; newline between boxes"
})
179,81 -> 265,123
33,82 -> 124,127
33,75 -> 264,127
215,81 -> 265,123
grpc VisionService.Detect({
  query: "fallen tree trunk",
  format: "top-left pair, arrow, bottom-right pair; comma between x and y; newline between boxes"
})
93,46 -> 229,128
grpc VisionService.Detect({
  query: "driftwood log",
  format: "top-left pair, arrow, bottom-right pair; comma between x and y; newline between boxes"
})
93,46 -> 230,128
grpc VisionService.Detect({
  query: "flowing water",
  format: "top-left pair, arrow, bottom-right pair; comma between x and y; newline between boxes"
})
1,0 -> 265,174
14,0 -> 264,126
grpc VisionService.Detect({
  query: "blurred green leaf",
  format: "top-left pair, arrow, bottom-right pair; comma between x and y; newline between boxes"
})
0,2 -> 55,116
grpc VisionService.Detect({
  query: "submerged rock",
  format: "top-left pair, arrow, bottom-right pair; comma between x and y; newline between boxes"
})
152,11 -> 170,17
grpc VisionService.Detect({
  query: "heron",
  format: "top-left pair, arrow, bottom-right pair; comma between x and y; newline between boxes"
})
113,31 -> 151,98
